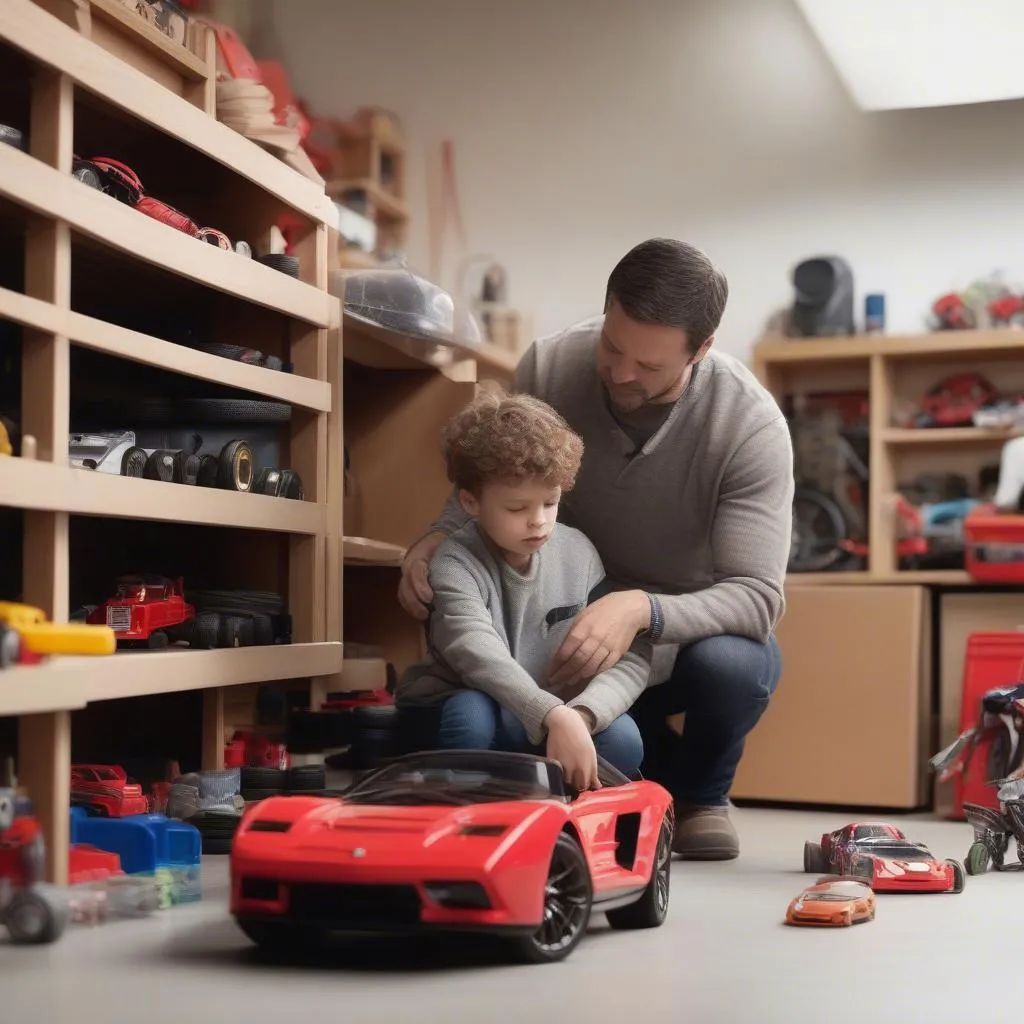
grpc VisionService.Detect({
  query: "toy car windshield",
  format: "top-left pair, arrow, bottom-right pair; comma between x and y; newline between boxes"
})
344,750 -> 566,806
115,576 -> 170,600
856,840 -> 931,859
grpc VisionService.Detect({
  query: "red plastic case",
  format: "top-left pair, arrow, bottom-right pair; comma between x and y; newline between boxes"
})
964,504 -> 1024,582
951,631 -> 1024,818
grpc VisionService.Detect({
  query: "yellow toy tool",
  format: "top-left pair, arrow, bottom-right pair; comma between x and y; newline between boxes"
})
0,602 -> 116,657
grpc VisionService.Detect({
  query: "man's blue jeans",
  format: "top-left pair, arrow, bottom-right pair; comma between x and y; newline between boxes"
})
397,689 -> 645,779
629,634 -> 782,806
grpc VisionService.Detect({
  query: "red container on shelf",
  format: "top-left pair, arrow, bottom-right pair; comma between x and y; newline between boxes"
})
950,630 -> 1024,819
964,504 -> 1024,582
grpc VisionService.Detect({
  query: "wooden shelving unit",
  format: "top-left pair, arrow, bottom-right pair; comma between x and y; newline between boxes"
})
753,328 -> 1024,585
0,0 -> 343,883
339,307 -> 517,678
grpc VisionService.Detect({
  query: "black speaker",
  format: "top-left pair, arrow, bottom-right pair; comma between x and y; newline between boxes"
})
790,257 -> 855,338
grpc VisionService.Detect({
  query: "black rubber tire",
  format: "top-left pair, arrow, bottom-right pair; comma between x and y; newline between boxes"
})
803,841 -> 829,874
0,124 -> 26,151
789,486 -> 849,573
218,439 -> 254,492
253,467 -> 282,496
513,832 -> 592,964
190,611 -> 221,650
219,614 -> 255,648
966,842 -> 991,876
605,814 -> 672,930
176,450 -> 202,485
0,623 -> 20,669
120,445 -> 148,478
286,765 -> 326,792
241,766 -> 286,791
143,449 -> 177,482
352,703 -> 398,728
5,886 -> 70,944
196,453 -> 220,488
147,629 -> 170,650
257,253 -> 300,279
241,787 -> 282,803
947,858 -> 966,894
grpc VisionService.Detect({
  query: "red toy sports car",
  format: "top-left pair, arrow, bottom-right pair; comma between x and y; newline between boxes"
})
231,750 -> 674,963
803,821 -> 965,893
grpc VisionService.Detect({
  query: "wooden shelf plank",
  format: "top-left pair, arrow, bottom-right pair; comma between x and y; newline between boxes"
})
0,145 -> 333,326
0,457 -> 325,534
0,641 -> 343,714
327,178 -> 408,221
787,569 -> 985,586
0,286 -> 331,413
787,571 -> 875,585
343,536 -> 406,566
0,0 -> 337,226
756,330 -> 1024,365
882,426 -> 1020,445
87,0 -> 208,81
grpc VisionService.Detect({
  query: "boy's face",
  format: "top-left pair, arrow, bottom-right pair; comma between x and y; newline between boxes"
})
459,478 -> 561,563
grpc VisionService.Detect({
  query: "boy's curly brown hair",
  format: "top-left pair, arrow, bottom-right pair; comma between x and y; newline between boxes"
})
442,387 -> 584,495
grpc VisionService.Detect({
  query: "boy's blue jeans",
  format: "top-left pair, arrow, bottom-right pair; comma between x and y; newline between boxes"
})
397,689 -> 645,779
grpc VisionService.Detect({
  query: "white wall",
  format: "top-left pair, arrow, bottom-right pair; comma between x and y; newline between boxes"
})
270,0 -> 1024,362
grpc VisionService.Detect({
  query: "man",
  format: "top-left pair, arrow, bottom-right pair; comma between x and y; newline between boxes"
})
398,238 -> 793,861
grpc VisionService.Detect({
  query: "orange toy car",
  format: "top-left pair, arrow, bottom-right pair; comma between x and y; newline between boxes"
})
785,876 -> 875,928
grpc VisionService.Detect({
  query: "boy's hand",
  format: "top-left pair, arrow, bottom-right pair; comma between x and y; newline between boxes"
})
397,532 -> 446,620
544,706 -> 600,791
548,590 -> 650,688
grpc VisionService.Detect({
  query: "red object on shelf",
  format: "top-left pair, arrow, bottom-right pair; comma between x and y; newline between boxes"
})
69,844 -> 124,885
950,631 -> 1024,819
965,504 -> 1024,582
225,731 -> 289,770
322,689 -> 393,710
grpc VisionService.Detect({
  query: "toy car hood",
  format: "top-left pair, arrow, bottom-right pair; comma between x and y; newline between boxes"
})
236,795 -> 556,867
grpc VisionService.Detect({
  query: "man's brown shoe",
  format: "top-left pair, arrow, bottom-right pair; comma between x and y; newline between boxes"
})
672,803 -> 739,861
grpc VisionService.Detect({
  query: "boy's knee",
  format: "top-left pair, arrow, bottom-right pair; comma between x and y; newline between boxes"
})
439,690 -> 499,749
595,715 -> 645,777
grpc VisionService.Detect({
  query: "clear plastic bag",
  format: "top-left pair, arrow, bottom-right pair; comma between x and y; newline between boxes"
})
341,267 -> 457,344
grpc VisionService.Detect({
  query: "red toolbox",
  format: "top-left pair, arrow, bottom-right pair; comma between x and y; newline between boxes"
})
949,630 -> 1024,819
965,504 -> 1024,582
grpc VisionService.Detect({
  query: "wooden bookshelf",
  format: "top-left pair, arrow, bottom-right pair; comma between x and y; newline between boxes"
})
0,0 -> 343,883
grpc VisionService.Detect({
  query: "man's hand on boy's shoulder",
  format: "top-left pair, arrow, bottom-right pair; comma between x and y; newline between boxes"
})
398,531 -> 447,620
548,590 -> 651,688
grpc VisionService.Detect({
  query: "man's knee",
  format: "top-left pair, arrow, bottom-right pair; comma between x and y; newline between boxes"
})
674,634 -> 781,706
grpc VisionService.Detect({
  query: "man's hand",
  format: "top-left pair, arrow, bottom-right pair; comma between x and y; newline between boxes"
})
397,532 -> 446,621
544,705 -> 600,791
548,590 -> 650,689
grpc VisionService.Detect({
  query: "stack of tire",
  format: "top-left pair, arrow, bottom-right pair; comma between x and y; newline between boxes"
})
239,764 -> 327,803
287,702 -> 398,772
166,768 -> 243,855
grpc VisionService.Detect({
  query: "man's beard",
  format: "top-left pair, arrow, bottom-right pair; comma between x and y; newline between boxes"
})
602,365 -> 691,413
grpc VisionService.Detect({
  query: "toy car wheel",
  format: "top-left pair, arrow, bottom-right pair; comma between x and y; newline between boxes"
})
965,842 -> 991,876
606,812 -> 672,930
120,445 -> 148,478
802,841 -> 828,874
5,885 -> 70,944
514,831 -> 592,964
147,630 -> 170,650
218,440 -> 254,492
945,858 -> 966,893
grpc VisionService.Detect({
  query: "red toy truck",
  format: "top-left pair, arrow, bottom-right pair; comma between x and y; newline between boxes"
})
87,575 -> 195,649
70,765 -> 150,817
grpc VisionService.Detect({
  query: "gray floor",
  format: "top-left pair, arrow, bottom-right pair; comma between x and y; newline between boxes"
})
2,806 -> 1013,1024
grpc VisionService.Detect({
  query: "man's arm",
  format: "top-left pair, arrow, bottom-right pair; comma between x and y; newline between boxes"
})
428,552 -> 562,744
649,416 -> 794,646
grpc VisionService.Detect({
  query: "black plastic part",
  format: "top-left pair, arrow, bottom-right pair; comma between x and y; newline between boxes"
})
217,439 -> 254,491
143,449 -> 176,482
120,445 -> 148,478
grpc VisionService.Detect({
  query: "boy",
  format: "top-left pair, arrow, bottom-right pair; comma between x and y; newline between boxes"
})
395,388 -> 651,790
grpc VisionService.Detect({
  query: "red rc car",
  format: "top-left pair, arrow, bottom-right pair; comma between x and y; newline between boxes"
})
70,765 -> 150,818
87,575 -> 195,649
231,750 -> 674,963
803,822 -> 965,893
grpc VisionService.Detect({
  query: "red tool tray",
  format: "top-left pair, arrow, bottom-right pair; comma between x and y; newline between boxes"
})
964,504 -> 1024,582
950,630 -> 1024,819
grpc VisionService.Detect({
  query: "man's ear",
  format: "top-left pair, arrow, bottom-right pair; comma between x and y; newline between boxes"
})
458,488 -> 480,516
692,334 -> 715,363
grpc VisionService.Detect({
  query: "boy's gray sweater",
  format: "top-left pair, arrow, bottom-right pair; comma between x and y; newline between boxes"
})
396,520 -> 652,745
429,315 -> 794,684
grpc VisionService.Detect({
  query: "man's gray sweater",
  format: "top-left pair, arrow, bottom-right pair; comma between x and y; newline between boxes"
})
396,520 -> 652,745
430,315 -> 794,683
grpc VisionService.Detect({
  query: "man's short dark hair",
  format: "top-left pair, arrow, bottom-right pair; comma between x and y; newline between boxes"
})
605,238 -> 729,354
